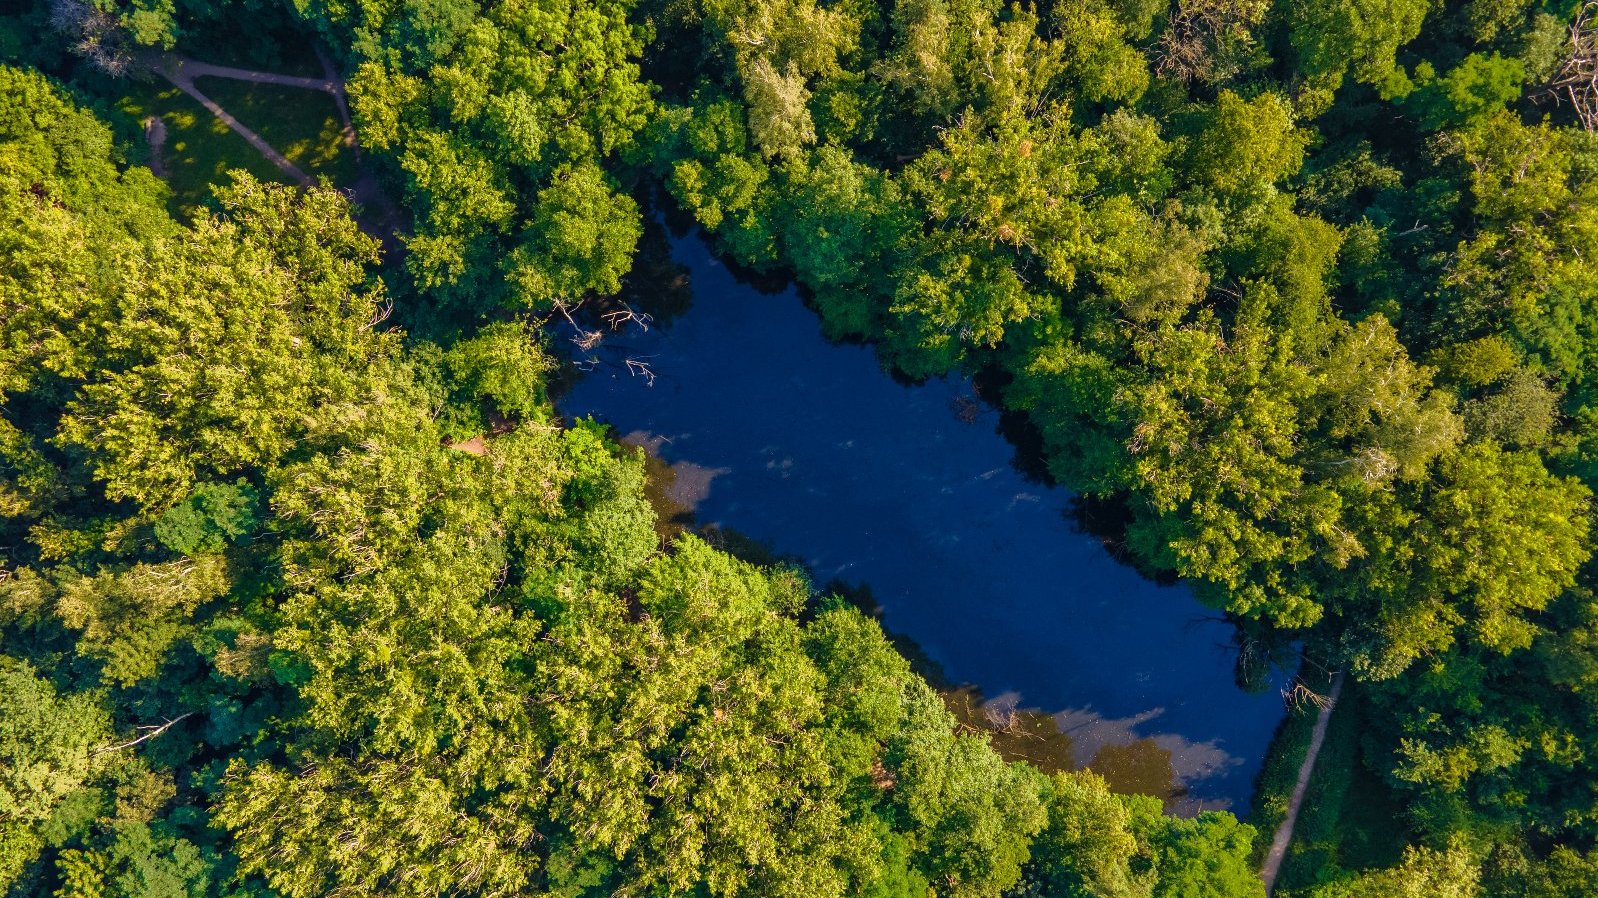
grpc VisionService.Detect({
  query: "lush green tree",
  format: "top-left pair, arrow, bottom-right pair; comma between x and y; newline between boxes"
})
1184,91 -> 1309,208
1304,840 -> 1479,898
1137,806 -> 1264,898
888,682 -> 1048,897
15,558 -> 230,686
55,821 -> 213,898
1403,53 -> 1527,130
1,168 -> 389,511
154,480 -> 261,557
0,658 -> 111,888
325,0 -> 654,309
1288,0 -> 1430,96
1437,114 -> 1598,385
507,163 -> 643,307
1026,772 -> 1152,898
778,146 -> 914,340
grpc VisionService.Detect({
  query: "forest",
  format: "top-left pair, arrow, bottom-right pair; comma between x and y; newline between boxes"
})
1,0 -> 1598,893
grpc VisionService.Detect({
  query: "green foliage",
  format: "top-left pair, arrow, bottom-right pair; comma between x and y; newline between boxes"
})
49,557 -> 231,686
889,683 -> 1048,896
507,163 -> 643,307
0,658 -> 111,889
1303,840 -> 1479,898
1288,0 -> 1430,95
4,69 -> 1235,898
154,480 -> 260,556
1185,91 -> 1309,206
14,0 -> 1598,887
1027,771 -> 1151,898
1402,53 -> 1527,130
330,0 -> 653,309
1438,114 -> 1598,384
0,160 -> 389,510
1485,845 -> 1598,898
440,319 -> 551,432
1142,809 -> 1265,898
56,822 -> 213,898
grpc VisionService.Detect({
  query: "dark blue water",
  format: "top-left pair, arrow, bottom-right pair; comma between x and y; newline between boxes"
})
556,229 -> 1288,813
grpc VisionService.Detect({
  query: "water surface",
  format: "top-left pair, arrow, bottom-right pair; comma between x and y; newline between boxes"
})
555,228 -> 1288,813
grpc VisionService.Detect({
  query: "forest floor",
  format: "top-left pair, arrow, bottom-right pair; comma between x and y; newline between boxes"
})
149,54 -> 314,186
1260,672 -> 1345,894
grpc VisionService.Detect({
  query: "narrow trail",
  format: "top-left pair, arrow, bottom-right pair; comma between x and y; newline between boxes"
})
143,50 -> 404,246
150,55 -> 313,186
313,45 -> 406,249
163,56 -> 339,92
313,45 -> 358,149
1259,671 -> 1345,895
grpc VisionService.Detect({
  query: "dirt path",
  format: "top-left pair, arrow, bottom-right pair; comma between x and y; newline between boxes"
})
1260,671 -> 1345,895
150,55 -> 313,186
313,45 -> 405,248
313,45 -> 358,150
165,56 -> 339,92
143,50 -> 404,246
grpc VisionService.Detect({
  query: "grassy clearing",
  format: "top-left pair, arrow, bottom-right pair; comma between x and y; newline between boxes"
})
196,78 -> 358,186
114,77 -> 285,211
111,75 -> 356,212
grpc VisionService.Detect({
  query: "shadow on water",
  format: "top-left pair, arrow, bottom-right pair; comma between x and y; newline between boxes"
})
553,216 -> 1290,814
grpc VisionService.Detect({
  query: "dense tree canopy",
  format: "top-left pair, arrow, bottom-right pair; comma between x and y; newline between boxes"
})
6,0 -> 1598,890
0,65 -> 1266,898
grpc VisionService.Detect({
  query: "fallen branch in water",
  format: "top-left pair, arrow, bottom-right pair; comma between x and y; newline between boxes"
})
604,302 -> 654,333
554,300 -> 603,350
1283,679 -> 1334,712
625,357 -> 657,386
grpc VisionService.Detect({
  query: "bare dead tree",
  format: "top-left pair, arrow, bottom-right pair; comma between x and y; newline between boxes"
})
1153,0 -> 1269,84
981,697 -> 1021,733
1544,2 -> 1598,132
603,302 -> 654,333
50,0 -> 138,77
552,300 -> 603,351
92,712 -> 195,756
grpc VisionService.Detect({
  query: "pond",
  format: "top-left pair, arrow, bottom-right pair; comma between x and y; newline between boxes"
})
554,224 -> 1289,815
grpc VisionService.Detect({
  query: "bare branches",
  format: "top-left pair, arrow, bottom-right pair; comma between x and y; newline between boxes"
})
1153,0 -> 1269,84
1282,679 -> 1335,713
625,357 -> 657,386
1544,2 -> 1598,132
93,712 -> 195,756
950,394 -> 981,423
361,297 -> 394,332
553,301 -> 604,351
603,302 -> 654,333
50,0 -> 138,77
